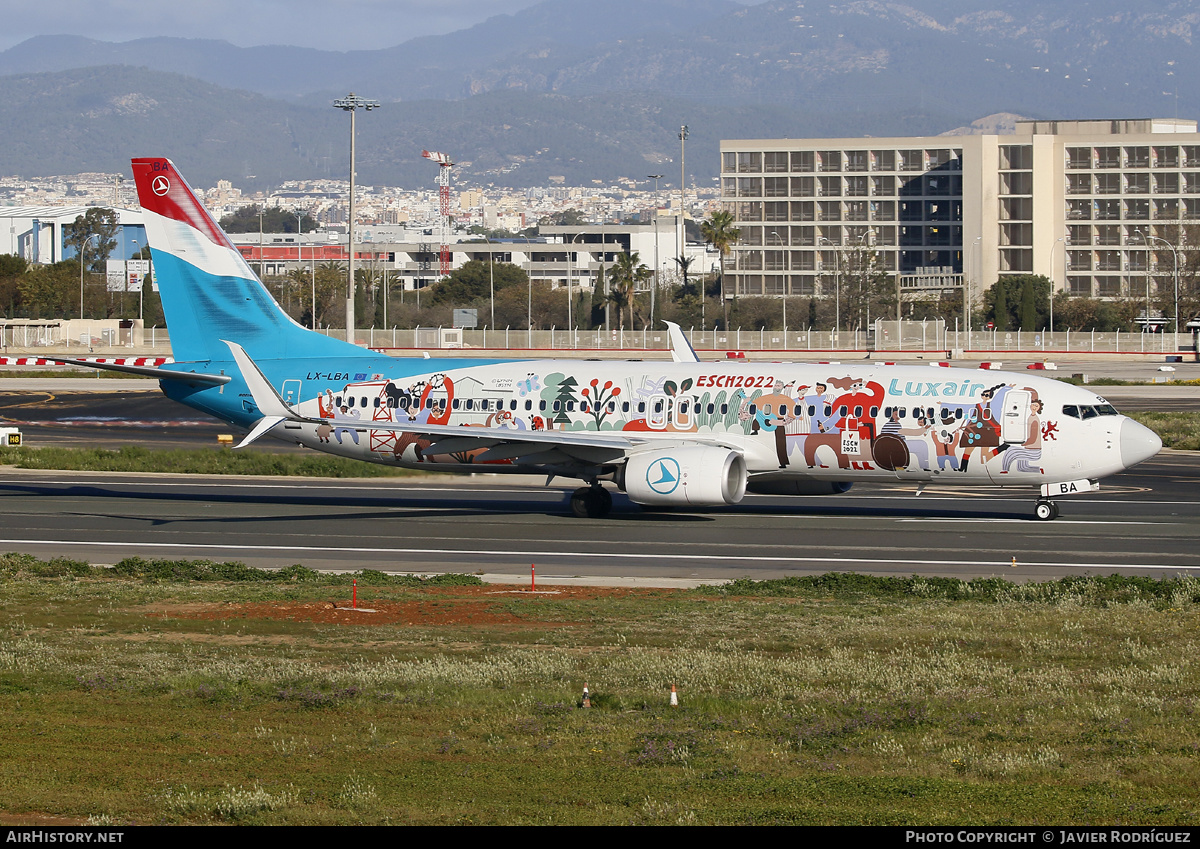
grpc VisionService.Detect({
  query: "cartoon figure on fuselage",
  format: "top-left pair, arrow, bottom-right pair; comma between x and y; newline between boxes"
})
50,156 -> 1162,522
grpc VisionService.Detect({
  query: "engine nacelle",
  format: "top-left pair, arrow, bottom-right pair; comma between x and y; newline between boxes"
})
621,447 -> 748,506
746,479 -> 853,496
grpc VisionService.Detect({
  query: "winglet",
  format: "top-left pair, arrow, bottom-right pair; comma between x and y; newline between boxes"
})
663,320 -> 700,364
223,340 -> 298,420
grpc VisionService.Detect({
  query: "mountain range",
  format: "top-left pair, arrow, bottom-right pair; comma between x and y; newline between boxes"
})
0,0 -> 1196,189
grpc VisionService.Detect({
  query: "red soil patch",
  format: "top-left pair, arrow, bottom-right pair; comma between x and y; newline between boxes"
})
153,584 -> 671,627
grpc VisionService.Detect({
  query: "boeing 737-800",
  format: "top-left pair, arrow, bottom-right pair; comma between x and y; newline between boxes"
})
55,158 -> 1162,521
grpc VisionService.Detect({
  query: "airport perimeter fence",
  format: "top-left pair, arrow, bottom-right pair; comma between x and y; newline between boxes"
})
1,320 -> 1194,360
334,322 -> 1197,358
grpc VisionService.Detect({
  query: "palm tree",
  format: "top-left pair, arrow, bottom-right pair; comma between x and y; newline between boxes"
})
701,210 -> 740,329
609,251 -> 645,331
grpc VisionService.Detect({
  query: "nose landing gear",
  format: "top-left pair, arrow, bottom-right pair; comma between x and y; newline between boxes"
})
1034,499 -> 1060,521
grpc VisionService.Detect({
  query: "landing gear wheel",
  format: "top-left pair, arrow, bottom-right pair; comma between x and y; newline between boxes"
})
1034,500 -> 1059,521
571,486 -> 612,519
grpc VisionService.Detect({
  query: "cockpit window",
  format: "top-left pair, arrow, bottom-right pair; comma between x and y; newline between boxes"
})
1062,404 -> 1079,419
1096,404 -> 1119,416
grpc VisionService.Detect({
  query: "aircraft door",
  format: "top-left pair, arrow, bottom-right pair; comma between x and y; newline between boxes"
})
1000,389 -> 1032,444
675,395 -> 696,430
282,380 -> 301,407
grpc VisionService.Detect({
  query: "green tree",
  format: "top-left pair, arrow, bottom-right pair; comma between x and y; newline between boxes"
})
218,205 -> 318,234
0,254 -> 29,317
700,210 -> 740,329
839,241 -> 892,332
538,209 -> 588,227
1019,277 -> 1037,330
984,275 -> 1051,331
64,208 -> 119,273
992,284 -> 1009,331
427,260 -> 528,307
19,261 -> 79,318
608,251 -> 648,331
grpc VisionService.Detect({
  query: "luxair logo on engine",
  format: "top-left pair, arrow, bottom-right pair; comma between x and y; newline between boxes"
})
646,457 -> 681,495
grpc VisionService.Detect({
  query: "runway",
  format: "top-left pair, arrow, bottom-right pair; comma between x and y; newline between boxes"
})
0,453 -> 1195,585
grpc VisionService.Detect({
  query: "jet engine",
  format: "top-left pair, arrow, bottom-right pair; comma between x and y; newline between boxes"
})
620,447 -> 748,506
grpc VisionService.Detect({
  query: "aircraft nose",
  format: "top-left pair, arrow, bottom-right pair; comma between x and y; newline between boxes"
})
1120,417 -> 1161,469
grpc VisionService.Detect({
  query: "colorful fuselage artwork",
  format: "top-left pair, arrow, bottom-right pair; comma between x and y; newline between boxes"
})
281,359 -> 1105,487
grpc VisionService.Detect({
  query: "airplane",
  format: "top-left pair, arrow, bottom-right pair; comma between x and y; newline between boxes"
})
55,157 -> 1162,521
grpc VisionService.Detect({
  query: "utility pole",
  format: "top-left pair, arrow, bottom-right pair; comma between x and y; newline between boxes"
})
648,174 -> 662,330
677,126 -> 688,260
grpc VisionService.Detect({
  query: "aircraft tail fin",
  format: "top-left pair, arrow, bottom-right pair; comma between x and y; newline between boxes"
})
130,157 -> 365,363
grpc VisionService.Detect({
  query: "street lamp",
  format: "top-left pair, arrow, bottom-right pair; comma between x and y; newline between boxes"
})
819,237 -> 841,339
769,229 -> 786,332
677,127 -> 688,261
567,232 -> 585,334
1048,235 -> 1065,338
648,174 -> 663,328
1141,231 -> 1181,335
332,92 -> 380,346
482,235 -> 496,330
79,232 -> 100,321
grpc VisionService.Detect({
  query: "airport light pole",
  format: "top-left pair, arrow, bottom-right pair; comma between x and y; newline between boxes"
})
1048,235 -> 1064,338
79,233 -> 99,322
333,92 -> 380,346
1143,232 -> 1181,334
677,127 -> 688,260
648,174 -> 663,329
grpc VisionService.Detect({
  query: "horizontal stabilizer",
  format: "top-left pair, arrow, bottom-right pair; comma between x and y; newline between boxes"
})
47,356 -> 230,385
235,416 -> 287,449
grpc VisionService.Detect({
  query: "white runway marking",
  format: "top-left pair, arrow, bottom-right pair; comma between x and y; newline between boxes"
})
0,537 -> 1194,572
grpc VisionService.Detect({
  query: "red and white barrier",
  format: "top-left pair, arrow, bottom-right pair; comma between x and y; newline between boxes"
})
0,356 -> 171,367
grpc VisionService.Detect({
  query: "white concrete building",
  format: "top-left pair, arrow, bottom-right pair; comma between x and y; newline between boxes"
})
720,118 -> 1200,315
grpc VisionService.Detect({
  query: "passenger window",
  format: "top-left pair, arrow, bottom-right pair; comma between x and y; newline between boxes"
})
870,406 -> 878,418
955,408 -> 963,420
553,401 -> 561,412
452,399 -> 461,410
539,400 -> 547,411
707,403 -> 716,414
748,404 -> 757,414
854,405 -> 863,417
347,396 -> 355,408
721,404 -> 729,415
525,400 -> 532,411
622,402 -> 630,413
335,396 -> 342,407
639,402 -> 646,413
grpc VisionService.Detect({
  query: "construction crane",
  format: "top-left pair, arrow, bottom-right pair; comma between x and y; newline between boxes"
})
422,149 -> 454,277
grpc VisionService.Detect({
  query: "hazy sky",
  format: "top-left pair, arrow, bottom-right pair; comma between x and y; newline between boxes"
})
1,0 -> 762,52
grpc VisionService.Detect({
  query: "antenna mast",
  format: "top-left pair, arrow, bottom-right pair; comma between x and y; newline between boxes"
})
422,150 -> 455,277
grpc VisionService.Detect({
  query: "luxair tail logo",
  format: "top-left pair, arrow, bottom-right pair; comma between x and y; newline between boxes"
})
647,457 -> 681,495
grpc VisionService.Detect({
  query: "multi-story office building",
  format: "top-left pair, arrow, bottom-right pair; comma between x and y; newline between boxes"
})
720,118 -> 1200,319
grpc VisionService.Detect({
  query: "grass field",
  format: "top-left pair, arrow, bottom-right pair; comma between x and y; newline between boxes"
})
2,557 -> 1200,825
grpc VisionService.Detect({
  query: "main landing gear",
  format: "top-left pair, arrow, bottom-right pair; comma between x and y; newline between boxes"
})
1034,499 -> 1060,521
571,485 -> 613,519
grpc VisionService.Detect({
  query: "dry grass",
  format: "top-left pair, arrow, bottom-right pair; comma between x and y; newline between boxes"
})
2,564 -> 1200,825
